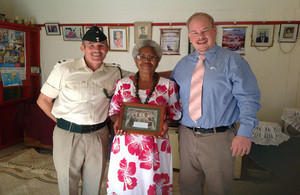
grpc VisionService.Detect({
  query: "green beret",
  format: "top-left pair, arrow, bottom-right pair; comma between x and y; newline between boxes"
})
82,26 -> 107,42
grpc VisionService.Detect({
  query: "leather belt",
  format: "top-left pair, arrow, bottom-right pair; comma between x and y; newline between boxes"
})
186,124 -> 233,134
57,118 -> 106,133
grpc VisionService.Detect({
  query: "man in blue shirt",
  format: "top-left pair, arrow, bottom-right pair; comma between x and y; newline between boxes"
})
170,12 -> 261,195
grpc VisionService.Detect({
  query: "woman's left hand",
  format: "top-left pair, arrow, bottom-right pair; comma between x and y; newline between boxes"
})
154,119 -> 170,139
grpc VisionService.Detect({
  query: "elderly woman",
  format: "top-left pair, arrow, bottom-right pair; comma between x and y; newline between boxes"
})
107,40 -> 182,195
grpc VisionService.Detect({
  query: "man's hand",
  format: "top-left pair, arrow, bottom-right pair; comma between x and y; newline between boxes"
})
231,135 -> 252,157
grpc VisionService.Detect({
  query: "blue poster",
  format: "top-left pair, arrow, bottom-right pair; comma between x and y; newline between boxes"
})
1,72 -> 22,87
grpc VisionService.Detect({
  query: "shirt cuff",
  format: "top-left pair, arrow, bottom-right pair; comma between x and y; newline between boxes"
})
237,123 -> 254,138
41,82 -> 59,98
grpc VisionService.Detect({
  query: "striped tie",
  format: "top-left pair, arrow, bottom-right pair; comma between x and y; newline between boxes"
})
189,55 -> 205,121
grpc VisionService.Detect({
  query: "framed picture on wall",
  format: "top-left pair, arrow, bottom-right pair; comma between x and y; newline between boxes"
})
188,39 -> 195,54
83,26 -> 103,34
251,25 -> 274,47
44,23 -> 60,36
62,26 -> 83,41
160,28 -> 181,55
222,26 -> 247,55
108,26 -> 129,51
134,22 -> 152,43
279,23 -> 299,43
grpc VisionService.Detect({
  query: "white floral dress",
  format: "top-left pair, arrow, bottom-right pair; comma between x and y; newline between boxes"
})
107,76 -> 181,195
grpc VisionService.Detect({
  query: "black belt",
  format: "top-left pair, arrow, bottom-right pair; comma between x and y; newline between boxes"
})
186,124 -> 232,134
57,118 -> 106,133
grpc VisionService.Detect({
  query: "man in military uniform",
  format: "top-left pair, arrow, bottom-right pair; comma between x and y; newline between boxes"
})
37,26 -> 131,194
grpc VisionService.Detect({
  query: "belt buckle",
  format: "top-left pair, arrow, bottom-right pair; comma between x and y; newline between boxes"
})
82,125 -> 95,133
193,127 -> 202,134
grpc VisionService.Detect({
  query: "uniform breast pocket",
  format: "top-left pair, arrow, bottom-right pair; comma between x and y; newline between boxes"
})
99,82 -> 115,98
63,81 -> 88,101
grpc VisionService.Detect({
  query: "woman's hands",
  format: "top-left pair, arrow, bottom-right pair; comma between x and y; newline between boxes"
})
110,114 -> 127,136
155,119 -> 171,139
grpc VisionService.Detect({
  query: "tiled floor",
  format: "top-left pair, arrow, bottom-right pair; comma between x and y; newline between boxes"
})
0,143 -> 299,195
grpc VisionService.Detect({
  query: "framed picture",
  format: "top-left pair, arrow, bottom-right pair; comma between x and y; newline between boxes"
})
222,26 -> 247,55
44,23 -> 60,36
83,26 -> 103,34
118,102 -> 165,136
160,28 -> 181,55
1,71 -> 22,87
62,26 -> 83,41
279,23 -> 299,43
134,22 -> 152,43
188,39 -> 195,54
108,26 -> 129,51
251,25 -> 274,47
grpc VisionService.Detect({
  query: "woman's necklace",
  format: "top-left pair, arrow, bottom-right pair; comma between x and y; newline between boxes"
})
134,71 -> 159,104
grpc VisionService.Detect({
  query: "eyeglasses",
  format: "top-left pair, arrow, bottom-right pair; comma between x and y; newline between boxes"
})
136,55 -> 159,60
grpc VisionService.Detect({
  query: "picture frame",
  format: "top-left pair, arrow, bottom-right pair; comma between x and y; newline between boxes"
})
222,26 -> 247,55
279,23 -> 299,43
251,25 -> 275,47
108,26 -> 129,51
1,71 -> 22,87
188,39 -> 195,54
44,23 -> 61,36
134,22 -> 152,43
118,102 -> 165,136
160,28 -> 181,55
62,26 -> 83,41
83,26 -> 103,34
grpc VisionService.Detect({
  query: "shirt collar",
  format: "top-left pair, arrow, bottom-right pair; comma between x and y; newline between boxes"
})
193,43 -> 219,61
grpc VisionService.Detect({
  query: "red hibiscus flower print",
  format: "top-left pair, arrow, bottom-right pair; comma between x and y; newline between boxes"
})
168,85 -> 174,97
173,83 -> 179,93
147,184 -> 156,195
117,158 -> 137,191
139,143 -> 160,171
174,101 -> 181,112
147,173 -> 172,195
155,96 -> 167,106
122,90 -> 134,100
161,140 -> 171,154
121,83 -> 131,90
156,85 -> 168,95
112,136 -> 120,154
125,135 -> 154,156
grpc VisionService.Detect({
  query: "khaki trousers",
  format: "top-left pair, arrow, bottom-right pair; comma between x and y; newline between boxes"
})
53,125 -> 109,195
178,125 -> 236,195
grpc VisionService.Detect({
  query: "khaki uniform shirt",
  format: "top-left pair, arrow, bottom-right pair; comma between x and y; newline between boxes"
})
41,57 -> 131,125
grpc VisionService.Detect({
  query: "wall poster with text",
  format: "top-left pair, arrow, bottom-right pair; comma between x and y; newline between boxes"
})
0,28 -> 26,81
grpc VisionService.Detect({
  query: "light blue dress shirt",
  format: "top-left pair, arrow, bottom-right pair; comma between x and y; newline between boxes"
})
170,44 -> 261,138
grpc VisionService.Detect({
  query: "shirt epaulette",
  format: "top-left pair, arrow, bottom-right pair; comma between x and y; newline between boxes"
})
104,63 -> 123,79
55,58 -> 75,66
105,63 -> 121,68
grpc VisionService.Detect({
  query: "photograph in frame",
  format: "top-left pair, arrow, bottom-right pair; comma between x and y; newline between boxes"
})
118,102 -> 165,136
44,23 -> 61,36
62,26 -> 83,41
160,28 -> 181,55
279,24 -> 299,43
83,26 -> 103,34
108,26 -> 129,51
222,27 -> 247,55
251,25 -> 274,47
134,22 -> 152,43
188,38 -> 196,54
